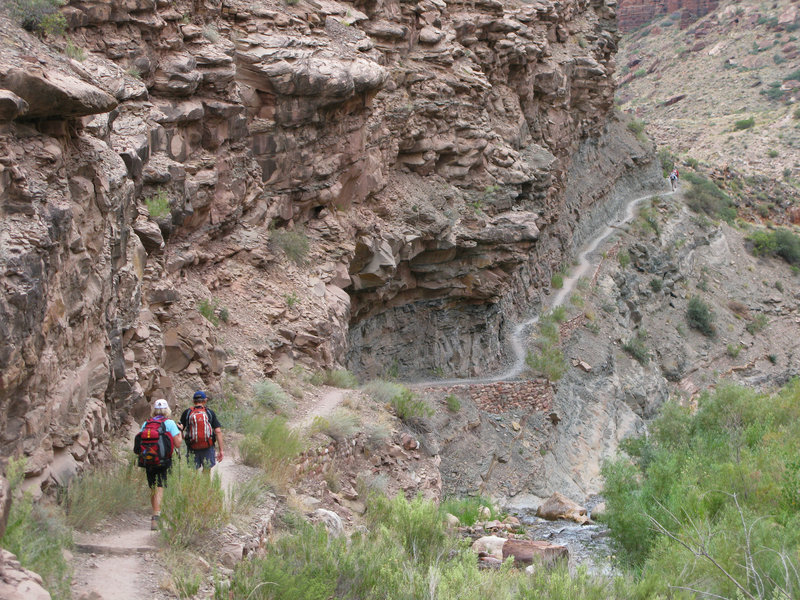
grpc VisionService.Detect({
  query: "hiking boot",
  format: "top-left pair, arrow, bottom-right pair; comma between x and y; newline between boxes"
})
151,515 -> 160,531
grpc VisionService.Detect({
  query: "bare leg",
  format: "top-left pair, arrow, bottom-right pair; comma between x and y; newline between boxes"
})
151,486 -> 164,515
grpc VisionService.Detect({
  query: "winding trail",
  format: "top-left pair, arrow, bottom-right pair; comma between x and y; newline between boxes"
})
69,188 -> 670,600
415,188 -> 673,388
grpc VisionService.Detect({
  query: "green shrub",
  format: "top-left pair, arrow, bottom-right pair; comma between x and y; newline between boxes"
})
649,278 -> 663,293
745,313 -> 769,335
167,552 -> 204,599
252,379 -> 293,415
0,458 -> 73,600
627,118 -> 647,141
599,458 -> 653,566
363,379 -> 407,405
550,305 -> 567,323
440,496 -> 501,526
310,368 -> 359,388
160,460 -> 227,547
215,377 -> 254,434
363,379 -> 432,421
6,0 -> 66,35
445,394 -> 461,412
657,147 -> 675,177
748,228 -> 800,264
526,310 -> 568,381
773,228 -> 800,264
762,81 -> 785,101
633,68 -> 646,78
682,172 -> 737,223
198,298 -> 220,326
222,491 -> 627,600
64,456 -> 149,530
550,272 -> 564,289
794,108 -> 800,120
617,250 -> 631,268
310,409 -> 360,441
239,416 -> 303,486
64,38 -> 86,61
734,116 -> 755,130
622,330 -> 649,365
391,388 -> 433,421
526,344 -> 567,381
145,188 -> 171,219
603,382 -> 800,597
687,295 -> 715,336
726,343 -> 742,358
270,226 -> 310,265
768,149 -> 779,158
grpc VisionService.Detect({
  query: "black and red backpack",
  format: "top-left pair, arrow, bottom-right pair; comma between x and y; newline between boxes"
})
133,415 -> 175,468
186,406 -> 214,450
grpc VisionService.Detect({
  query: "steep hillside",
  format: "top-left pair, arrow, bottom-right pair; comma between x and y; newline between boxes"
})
0,0 -> 666,497
616,0 -> 800,182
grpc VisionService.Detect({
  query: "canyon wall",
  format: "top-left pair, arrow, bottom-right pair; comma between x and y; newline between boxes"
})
617,0 -> 719,31
0,0 -> 660,492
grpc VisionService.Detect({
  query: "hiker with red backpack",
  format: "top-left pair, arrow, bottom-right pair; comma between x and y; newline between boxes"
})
134,399 -> 182,530
670,167 -> 679,191
179,390 -> 224,473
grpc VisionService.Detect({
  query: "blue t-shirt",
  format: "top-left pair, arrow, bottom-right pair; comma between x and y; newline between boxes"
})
141,417 -> 181,438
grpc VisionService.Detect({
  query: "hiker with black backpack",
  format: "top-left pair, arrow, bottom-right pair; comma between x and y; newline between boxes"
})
133,399 -> 182,530
179,390 -> 224,474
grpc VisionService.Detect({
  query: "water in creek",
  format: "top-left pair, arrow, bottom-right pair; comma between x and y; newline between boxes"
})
512,497 -> 619,577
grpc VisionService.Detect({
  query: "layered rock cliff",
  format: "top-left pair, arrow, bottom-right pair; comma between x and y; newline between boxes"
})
617,0 -> 719,31
0,0 -> 662,492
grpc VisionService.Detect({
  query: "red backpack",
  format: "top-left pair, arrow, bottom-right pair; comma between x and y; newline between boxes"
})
134,416 -> 174,468
186,406 -> 214,450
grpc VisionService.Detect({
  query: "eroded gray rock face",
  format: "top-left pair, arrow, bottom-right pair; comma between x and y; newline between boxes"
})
0,68 -> 117,119
0,0 -> 655,506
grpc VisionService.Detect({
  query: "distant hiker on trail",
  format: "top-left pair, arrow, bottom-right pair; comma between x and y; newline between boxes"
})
179,390 -> 224,474
670,168 -> 679,191
134,399 -> 182,530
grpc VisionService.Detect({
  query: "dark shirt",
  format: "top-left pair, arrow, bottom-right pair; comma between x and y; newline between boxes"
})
179,405 -> 222,448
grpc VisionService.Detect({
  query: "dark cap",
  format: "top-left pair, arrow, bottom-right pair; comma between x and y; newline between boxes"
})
193,390 -> 207,401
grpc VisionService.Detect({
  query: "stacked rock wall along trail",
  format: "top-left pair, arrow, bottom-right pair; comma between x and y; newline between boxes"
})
0,0 -> 658,497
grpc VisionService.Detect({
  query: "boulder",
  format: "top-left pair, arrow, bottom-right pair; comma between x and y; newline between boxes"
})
502,539 -> 568,567
0,68 -> 117,119
0,549 -> 51,600
220,542 -> 245,568
152,54 -> 201,97
311,508 -> 343,536
536,492 -> 589,524
443,513 -> 460,528
0,90 -> 28,121
133,217 -> 165,253
471,535 -> 506,561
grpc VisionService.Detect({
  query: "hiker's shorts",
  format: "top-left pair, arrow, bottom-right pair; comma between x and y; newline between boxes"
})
145,465 -> 170,488
189,447 -> 216,469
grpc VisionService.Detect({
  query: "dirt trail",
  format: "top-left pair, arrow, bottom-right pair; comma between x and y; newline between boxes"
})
71,513 -> 170,600
293,388 -> 345,430
70,453 -> 240,600
70,391 -> 342,600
